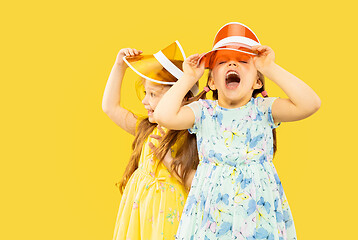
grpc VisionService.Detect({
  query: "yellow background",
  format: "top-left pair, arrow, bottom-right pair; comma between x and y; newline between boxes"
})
1,0 -> 356,239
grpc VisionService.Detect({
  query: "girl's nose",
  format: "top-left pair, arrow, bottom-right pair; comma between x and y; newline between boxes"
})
142,95 -> 148,105
228,61 -> 237,67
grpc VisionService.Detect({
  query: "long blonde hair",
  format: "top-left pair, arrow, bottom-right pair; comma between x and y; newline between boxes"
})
117,61 -> 200,193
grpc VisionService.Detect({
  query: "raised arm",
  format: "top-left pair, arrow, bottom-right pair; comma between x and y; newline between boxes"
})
252,46 -> 321,123
154,54 -> 205,130
102,48 -> 142,135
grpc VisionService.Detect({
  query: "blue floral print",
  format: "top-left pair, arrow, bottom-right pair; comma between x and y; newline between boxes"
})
175,97 -> 297,240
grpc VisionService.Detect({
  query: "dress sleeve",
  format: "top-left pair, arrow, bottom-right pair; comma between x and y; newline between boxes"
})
257,97 -> 281,129
185,100 -> 202,134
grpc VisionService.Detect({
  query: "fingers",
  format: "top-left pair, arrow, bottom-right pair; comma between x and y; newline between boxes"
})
252,45 -> 272,55
185,54 -> 201,64
157,125 -> 166,136
150,124 -> 165,140
184,54 -> 206,72
120,48 -> 143,57
149,125 -> 166,150
163,147 -> 174,163
148,142 -> 156,151
252,45 -> 267,52
130,48 -> 143,56
164,148 -> 173,159
251,45 -> 260,51
197,54 -> 206,68
149,134 -> 162,140
128,48 -> 135,56
133,49 -> 142,55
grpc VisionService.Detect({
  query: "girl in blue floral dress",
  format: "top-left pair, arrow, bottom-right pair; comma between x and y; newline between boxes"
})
154,22 -> 321,239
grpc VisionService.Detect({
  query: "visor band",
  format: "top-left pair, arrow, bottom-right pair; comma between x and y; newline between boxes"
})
153,51 -> 183,80
213,36 -> 260,49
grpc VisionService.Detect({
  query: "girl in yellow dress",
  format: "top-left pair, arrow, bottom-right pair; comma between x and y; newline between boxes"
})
102,41 -> 199,240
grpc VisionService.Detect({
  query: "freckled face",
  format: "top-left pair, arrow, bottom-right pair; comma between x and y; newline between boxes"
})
141,80 -> 170,123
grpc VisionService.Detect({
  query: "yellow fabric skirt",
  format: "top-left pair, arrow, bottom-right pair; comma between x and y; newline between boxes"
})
113,127 -> 188,240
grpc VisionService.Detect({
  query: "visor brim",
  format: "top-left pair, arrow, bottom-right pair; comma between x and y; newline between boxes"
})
198,48 -> 257,69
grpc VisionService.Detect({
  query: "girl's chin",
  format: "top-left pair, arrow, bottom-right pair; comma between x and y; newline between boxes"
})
148,116 -> 157,123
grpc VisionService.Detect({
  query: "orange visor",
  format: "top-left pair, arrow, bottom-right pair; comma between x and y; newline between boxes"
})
198,22 -> 261,69
123,41 -> 199,95
199,44 -> 256,69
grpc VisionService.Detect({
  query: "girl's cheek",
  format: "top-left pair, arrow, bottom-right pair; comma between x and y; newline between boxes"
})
241,64 -> 250,70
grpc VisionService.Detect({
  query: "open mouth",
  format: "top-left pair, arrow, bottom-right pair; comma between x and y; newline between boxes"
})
146,109 -> 154,116
225,70 -> 240,89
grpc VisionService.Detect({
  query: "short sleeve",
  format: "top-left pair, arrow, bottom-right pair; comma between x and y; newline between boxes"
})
185,100 -> 202,134
256,97 -> 281,129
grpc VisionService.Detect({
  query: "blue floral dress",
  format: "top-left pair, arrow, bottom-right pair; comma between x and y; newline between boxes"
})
175,97 -> 297,240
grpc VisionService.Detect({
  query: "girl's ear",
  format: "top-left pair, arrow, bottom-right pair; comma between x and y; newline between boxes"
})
208,75 -> 217,90
253,78 -> 263,90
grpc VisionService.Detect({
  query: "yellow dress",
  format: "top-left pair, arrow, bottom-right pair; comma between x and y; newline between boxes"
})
113,126 -> 188,240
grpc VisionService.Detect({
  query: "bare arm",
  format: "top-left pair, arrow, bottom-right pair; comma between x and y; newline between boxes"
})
252,46 -> 321,123
102,48 -> 142,135
154,54 -> 205,130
